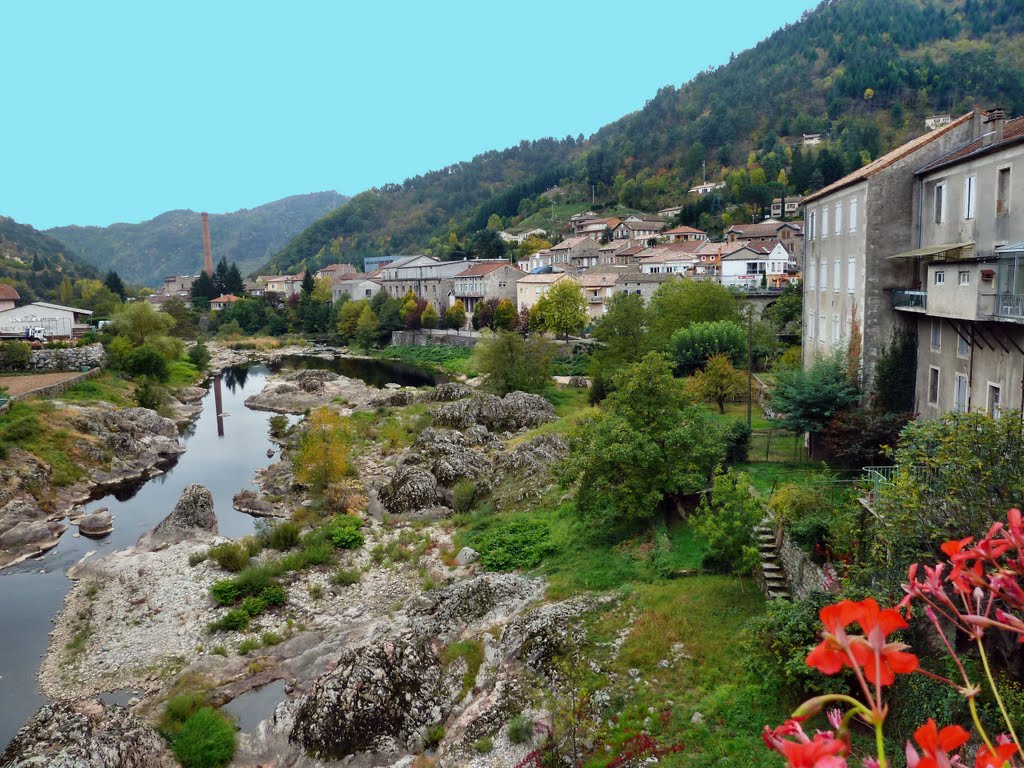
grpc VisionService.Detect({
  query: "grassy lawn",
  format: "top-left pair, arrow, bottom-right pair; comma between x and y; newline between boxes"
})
57,371 -> 135,407
375,344 -> 477,378
0,400 -> 102,488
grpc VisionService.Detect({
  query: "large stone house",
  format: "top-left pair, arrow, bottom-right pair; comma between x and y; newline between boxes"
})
719,241 -> 796,289
801,109 -> 980,388
378,256 -> 509,306
550,237 -> 600,271
449,261 -> 524,320
516,272 -> 573,313
332,275 -> 382,304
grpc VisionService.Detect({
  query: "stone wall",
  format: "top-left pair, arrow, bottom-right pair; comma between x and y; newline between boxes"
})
779,529 -> 838,600
9,367 -> 103,402
392,330 -> 479,349
27,343 -> 107,372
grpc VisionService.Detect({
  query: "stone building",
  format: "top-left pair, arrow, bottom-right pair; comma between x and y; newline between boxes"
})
449,261 -> 523,320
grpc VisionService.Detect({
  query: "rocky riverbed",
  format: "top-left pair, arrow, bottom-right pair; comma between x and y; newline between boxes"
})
9,366 -> 618,767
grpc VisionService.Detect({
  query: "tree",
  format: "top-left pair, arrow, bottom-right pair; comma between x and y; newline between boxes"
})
191,271 -> 217,305
871,326 -> 917,414
311,276 -> 333,304
294,408 -> 350,492
691,468 -> 763,575
337,300 -> 367,342
589,292 -> 647,392
161,297 -> 197,339
559,353 -> 725,529
537,279 -> 587,341
111,301 -> 175,346
225,263 -> 245,295
445,299 -> 467,332
646,280 -> 740,350
669,320 -> 746,375
473,331 -> 554,395
420,302 -> 439,330
104,270 -> 127,299
472,298 -> 498,331
187,338 -> 210,371
770,353 -> 859,450
301,271 -> 316,296
691,353 -> 746,414
492,298 -> 517,331
354,305 -> 379,351
214,257 -> 230,295
486,213 -> 504,231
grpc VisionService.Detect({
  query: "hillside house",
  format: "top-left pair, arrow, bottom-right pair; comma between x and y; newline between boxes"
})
332,275 -> 382,303
449,261 -> 523,319
612,216 -> 666,241
210,294 -> 241,311
379,255 -> 510,304
638,247 -> 696,275
689,181 -> 725,196
0,284 -> 21,312
579,271 -> 622,319
315,263 -> 356,281
498,228 -> 547,244
663,225 -> 707,243
801,109 -> 980,387
720,241 -> 796,289
770,197 -> 804,218
516,272 -> 573,313
264,274 -> 305,298
925,114 -> 952,131
618,272 -> 678,302
550,236 -> 600,271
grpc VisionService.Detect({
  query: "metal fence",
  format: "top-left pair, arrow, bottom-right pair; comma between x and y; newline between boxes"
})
750,428 -> 808,463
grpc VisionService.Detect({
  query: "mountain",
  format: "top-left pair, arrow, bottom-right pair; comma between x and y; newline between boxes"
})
262,0 -> 1024,276
0,216 -> 98,302
48,191 -> 348,287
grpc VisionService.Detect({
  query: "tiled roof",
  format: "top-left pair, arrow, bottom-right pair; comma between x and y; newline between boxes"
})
456,261 -> 522,278
0,283 -> 20,301
727,220 -> 802,239
579,272 -> 621,287
517,273 -> 570,284
551,236 -> 597,250
803,110 -> 974,203
664,225 -> 705,235
211,294 -> 241,303
917,115 -> 1024,174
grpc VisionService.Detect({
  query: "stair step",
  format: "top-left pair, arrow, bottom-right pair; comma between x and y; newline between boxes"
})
762,562 -> 781,571
768,591 -> 791,600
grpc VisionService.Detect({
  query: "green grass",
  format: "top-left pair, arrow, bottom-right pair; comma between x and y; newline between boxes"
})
0,401 -> 89,486
375,344 -> 476,377
167,359 -> 201,388
441,639 -> 485,699
57,371 -> 135,406
733,462 -> 830,496
510,203 -> 645,236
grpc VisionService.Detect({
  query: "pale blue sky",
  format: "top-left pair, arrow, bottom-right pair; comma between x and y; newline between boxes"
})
3,1 -> 819,230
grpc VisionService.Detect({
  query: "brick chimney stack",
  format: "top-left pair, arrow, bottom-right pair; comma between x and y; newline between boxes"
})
201,212 -> 214,277
984,108 -> 1007,145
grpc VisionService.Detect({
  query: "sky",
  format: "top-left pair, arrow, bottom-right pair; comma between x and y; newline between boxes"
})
3,0 -> 820,231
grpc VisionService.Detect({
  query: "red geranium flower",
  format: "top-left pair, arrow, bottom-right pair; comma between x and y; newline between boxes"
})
905,718 -> 969,768
975,741 -> 1016,768
763,719 -> 848,767
806,600 -> 865,676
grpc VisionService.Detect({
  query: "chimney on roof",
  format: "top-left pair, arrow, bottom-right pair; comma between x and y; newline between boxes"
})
984,107 -> 1007,145
201,213 -> 214,277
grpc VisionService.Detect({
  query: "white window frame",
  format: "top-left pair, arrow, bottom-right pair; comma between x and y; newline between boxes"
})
834,203 -> 842,235
821,260 -> 829,290
954,372 -> 969,413
934,182 -> 947,224
808,258 -> 817,290
807,310 -> 815,339
928,366 -> 940,405
847,256 -> 856,294
822,208 -> 829,239
809,210 -> 816,240
832,313 -> 840,341
833,258 -> 840,292
958,271 -> 970,286
930,319 -> 941,352
935,270 -> 945,285
987,382 -> 1002,417
818,313 -> 825,345
964,175 -> 976,220
849,198 -> 858,233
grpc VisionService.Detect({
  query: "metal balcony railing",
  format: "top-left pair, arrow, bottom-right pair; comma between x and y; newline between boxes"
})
892,290 -> 927,311
995,293 -> 1024,319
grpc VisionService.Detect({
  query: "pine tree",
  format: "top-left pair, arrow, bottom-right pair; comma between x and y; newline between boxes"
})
214,258 -> 230,296
104,270 -> 127,299
225,262 -> 244,295
191,271 -> 216,304
301,271 -> 316,295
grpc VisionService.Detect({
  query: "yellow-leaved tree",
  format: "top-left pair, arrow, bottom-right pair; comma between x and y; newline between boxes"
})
295,408 -> 349,491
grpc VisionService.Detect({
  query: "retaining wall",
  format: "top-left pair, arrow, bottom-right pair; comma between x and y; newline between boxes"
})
25,343 -> 107,371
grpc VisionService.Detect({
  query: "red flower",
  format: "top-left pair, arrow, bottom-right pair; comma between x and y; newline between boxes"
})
763,720 -> 848,767
941,537 -> 974,558
905,718 -> 969,768
806,600 -> 865,676
975,741 -> 1016,768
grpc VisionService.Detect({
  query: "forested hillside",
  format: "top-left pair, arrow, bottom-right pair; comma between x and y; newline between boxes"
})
48,191 -> 347,286
0,216 -> 97,302
263,0 -> 1024,276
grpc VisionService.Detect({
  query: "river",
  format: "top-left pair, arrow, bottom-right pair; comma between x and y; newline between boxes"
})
0,355 -> 442,747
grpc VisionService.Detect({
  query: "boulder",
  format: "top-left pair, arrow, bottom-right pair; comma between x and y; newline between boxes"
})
500,392 -> 556,430
499,434 -> 568,473
426,382 -> 472,402
294,369 -> 339,393
454,547 -> 480,566
0,700 -> 177,767
77,510 -> 113,539
290,631 -> 463,758
379,466 -> 437,515
369,389 -> 418,408
232,489 -> 281,518
142,484 -> 217,545
501,597 -> 593,674
0,520 -> 66,554
567,376 -> 589,389
413,573 -> 542,637
432,392 -> 555,433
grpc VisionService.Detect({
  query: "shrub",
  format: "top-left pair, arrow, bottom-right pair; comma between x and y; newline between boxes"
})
259,585 -> 287,607
691,468 -> 763,575
239,596 -> 266,617
308,582 -> 325,600
211,645 -> 228,656
215,609 -> 250,632
260,630 -> 282,646
475,517 -> 551,571
209,580 -> 239,607
472,331 -> 553,395
722,421 -> 751,463
232,565 -> 273,598
266,521 -> 302,551
472,735 -> 494,754
326,515 -> 365,550
507,714 -> 534,744
0,341 -> 31,372
209,542 -> 250,572
159,692 -> 206,739
134,377 -> 167,410
669,320 -> 746,375
330,567 -> 361,587
237,638 -> 260,655
268,414 -> 289,438
424,722 -> 445,749
171,707 -> 236,768
297,536 -> 334,565
124,343 -> 170,382
187,339 -> 210,371
188,550 -> 208,567
452,479 -> 477,514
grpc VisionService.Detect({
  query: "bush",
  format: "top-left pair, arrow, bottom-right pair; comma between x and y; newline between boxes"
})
187,339 -> 210,371
237,638 -> 260,655
209,542 -> 250,572
215,608 -> 250,632
188,550 -> 208,567
259,584 -> 287,606
472,331 -> 553,395
424,722 -> 445,749
691,468 -> 763,575
325,515 -> 365,550
669,320 -> 746,375
124,343 -> 170,382
0,340 -> 31,372
507,714 -> 534,745
330,567 -> 361,586
171,707 -> 236,768
452,479 -> 478,514
134,377 -> 166,410
722,421 -> 751,463
159,692 -> 206,739
475,517 -> 551,571
232,564 -> 273,598
268,414 -> 289,438
472,735 -> 494,754
266,521 -> 302,551
210,580 -> 240,607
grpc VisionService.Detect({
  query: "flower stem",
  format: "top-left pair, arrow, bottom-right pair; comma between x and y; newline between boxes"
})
874,719 -> 888,768
969,694 -> 996,754
977,637 -> 1024,762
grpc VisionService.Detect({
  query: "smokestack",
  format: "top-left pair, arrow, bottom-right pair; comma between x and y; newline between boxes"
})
201,212 -> 214,277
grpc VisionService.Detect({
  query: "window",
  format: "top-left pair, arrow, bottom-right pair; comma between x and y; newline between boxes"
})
833,259 -> 840,292
818,313 -> 825,343
835,203 -> 842,235
832,314 -> 840,340
958,271 -> 970,286
847,256 -> 856,293
809,210 -> 816,239
957,332 -> 970,359
928,367 -> 940,405
808,259 -> 817,289
988,383 -> 1002,417
822,208 -> 829,239
954,373 -> 969,413
934,182 -> 947,224
930,319 -> 942,351
997,167 -> 1011,216
821,260 -> 829,290
964,175 -> 976,220
935,270 -> 945,285
807,310 -> 815,339
849,198 -> 858,233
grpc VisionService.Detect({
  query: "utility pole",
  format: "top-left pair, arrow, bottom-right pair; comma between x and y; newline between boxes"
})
747,305 -> 754,429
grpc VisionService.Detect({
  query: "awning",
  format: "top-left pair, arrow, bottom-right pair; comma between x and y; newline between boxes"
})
996,241 -> 1024,255
887,242 -> 974,260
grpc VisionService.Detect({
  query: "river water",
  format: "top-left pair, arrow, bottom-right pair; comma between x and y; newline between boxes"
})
0,356 -> 442,747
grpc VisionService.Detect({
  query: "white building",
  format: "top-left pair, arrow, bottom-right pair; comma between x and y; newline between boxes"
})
0,301 -> 93,338
720,241 -> 795,289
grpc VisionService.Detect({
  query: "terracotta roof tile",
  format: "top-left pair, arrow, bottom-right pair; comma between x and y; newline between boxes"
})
456,261 -> 522,278
917,115 -> 1024,174
0,283 -> 20,301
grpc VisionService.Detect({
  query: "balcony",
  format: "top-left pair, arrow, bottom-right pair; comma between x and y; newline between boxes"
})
994,293 -> 1024,319
892,290 -> 927,312
587,295 -> 604,304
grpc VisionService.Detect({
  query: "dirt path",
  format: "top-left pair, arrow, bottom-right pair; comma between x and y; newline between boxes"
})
0,371 -> 84,397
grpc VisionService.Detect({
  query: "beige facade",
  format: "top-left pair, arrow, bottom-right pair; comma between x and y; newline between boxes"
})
516,273 -> 572,313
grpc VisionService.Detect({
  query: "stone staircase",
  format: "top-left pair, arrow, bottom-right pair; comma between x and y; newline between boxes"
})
755,520 -> 791,600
